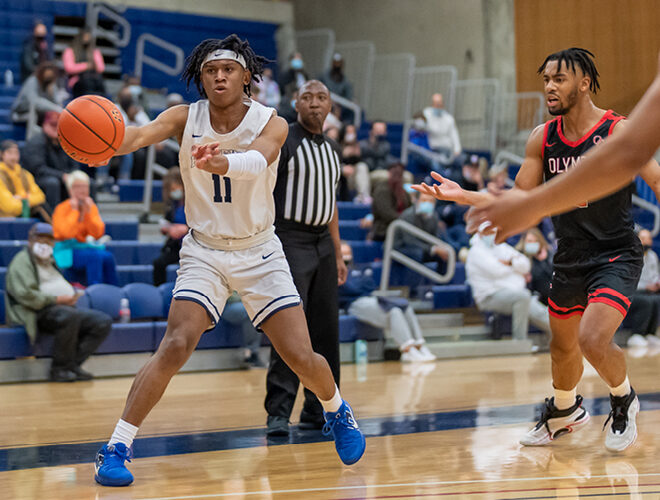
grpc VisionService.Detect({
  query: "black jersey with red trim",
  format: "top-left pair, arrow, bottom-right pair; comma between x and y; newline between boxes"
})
542,109 -> 635,241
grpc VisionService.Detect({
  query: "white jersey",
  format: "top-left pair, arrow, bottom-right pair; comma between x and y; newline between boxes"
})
179,98 -> 278,240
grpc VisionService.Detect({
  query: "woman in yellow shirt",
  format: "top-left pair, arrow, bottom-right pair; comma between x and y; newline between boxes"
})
0,140 -> 48,218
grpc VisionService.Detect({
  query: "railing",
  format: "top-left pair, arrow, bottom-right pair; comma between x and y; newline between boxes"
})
494,150 -> 524,166
330,92 -> 362,130
134,33 -> 185,80
379,219 -> 456,291
86,3 -> 131,48
295,29 -> 335,81
454,79 -> 500,153
411,65 -> 458,116
367,53 -> 415,123
26,101 -> 63,141
633,195 -> 660,237
497,92 -> 545,157
335,41 -> 375,110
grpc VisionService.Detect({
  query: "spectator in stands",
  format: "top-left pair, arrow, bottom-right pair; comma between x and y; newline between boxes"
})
466,222 -> 550,339
338,124 -> 371,203
370,163 -> 411,241
52,170 -> 118,286
627,228 -> 660,347
338,241 -> 435,362
407,112 -> 437,175
485,162 -> 510,196
423,93 -> 464,175
5,223 -> 112,382
279,52 -> 308,97
22,111 -> 78,208
62,27 -> 106,98
320,53 -> 353,101
121,74 -> 151,116
277,89 -> 298,124
153,167 -> 187,286
255,68 -> 281,108
11,61 -> 65,123
221,292 -> 266,368
458,154 -> 485,192
393,191 -> 450,264
20,21 -> 52,82
0,140 -> 48,219
360,120 -> 391,177
166,92 -> 184,108
324,103 -> 343,132
516,228 -> 553,306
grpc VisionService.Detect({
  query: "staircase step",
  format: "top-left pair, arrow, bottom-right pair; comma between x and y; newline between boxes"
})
417,312 -> 464,328
425,339 -> 535,359
422,324 -> 491,341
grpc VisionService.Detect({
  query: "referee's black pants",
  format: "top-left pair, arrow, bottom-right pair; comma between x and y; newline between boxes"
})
265,224 -> 340,422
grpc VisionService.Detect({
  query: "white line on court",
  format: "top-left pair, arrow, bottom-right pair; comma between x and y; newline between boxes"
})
135,472 -> 660,499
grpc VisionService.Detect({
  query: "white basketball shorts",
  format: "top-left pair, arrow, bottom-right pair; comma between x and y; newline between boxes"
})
172,233 -> 301,328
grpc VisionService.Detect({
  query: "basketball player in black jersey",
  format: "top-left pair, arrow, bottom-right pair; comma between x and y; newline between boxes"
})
414,48 -> 660,452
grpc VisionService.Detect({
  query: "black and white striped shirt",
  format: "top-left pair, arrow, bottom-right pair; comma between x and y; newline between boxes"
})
274,122 -> 341,227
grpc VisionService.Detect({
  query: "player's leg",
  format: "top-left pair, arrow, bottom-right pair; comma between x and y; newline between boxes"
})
94,299 -> 212,486
579,301 -> 639,451
261,304 -> 365,465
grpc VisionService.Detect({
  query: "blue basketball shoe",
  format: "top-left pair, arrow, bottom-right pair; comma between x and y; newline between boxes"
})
94,443 -> 134,486
322,401 -> 366,465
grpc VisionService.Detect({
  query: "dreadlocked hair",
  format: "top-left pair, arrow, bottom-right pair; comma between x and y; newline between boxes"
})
537,47 -> 600,94
181,35 -> 270,98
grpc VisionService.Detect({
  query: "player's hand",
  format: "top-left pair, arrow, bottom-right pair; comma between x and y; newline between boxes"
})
56,295 -> 78,306
87,159 -> 110,168
336,256 -> 347,286
411,172 -> 465,203
191,142 -> 227,174
467,190 -> 544,243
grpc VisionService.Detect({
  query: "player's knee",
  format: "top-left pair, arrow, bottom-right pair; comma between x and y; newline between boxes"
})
577,331 -> 606,361
287,349 -> 316,377
157,331 -> 195,367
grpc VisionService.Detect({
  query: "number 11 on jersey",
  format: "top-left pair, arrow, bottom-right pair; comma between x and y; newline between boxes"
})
212,175 -> 232,203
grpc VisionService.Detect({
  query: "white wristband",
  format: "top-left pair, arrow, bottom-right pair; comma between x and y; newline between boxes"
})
225,150 -> 268,180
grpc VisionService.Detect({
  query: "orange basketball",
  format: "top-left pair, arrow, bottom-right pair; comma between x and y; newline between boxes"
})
57,95 -> 125,165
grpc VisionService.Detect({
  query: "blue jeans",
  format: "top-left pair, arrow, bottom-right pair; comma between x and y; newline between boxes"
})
71,248 -> 119,286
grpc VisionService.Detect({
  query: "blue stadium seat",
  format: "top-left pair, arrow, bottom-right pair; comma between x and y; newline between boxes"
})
122,283 -> 164,319
349,241 -> 383,263
432,284 -> 474,309
105,221 -> 139,241
85,284 -> 124,320
337,202 -> 371,220
339,220 -> 369,240
105,241 -> 136,265
118,180 -> 163,203
158,282 -> 175,317
0,326 -> 30,359
449,262 -> 466,284
76,293 -> 91,310
0,267 -> 7,290
166,264 -> 179,283
338,315 -> 382,343
0,241 -> 24,266
135,243 -> 162,265
117,265 -> 153,286
96,323 -> 155,354
153,319 -> 243,349
0,291 -> 5,324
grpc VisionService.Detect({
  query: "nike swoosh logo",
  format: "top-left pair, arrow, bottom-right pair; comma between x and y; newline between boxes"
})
262,252 -> 275,260
546,142 -> 556,147
192,134 -> 202,138
609,255 -> 622,262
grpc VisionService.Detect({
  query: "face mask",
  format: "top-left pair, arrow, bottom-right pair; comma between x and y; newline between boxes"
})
129,85 -> 142,98
524,242 -> 540,255
643,244 -> 652,253
417,201 -> 435,216
291,58 -> 303,70
290,99 -> 296,108
433,108 -> 442,116
413,118 -> 426,130
344,132 -> 356,143
170,189 -> 183,200
32,242 -> 53,260
343,259 -> 352,267
480,233 -> 495,248
343,155 -> 361,165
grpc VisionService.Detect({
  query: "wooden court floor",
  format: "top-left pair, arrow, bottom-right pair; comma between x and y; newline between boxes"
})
2,347 -> 660,499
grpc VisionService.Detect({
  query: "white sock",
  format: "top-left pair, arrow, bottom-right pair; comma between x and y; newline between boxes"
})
609,376 -> 631,397
108,419 -> 139,449
319,386 -> 342,413
553,387 -> 577,410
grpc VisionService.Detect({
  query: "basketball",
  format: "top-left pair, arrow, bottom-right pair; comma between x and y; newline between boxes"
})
57,95 -> 125,165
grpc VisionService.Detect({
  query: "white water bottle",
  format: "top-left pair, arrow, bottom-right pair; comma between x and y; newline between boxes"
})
119,297 -> 131,323
4,69 -> 13,88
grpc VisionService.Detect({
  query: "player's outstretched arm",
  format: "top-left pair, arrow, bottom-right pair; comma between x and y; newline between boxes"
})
116,105 -> 189,156
412,172 -> 492,206
193,115 -> 288,179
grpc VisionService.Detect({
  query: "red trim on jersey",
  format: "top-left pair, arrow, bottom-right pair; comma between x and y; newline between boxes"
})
588,287 -> 631,307
557,109 -> 614,147
549,309 -> 584,319
587,296 -> 627,316
541,119 -> 555,160
548,298 -> 585,312
608,114 -> 626,136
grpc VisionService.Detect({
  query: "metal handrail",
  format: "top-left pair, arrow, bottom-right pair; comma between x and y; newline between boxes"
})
26,101 -> 63,140
330,92 -> 361,130
379,219 -> 456,291
404,139 -> 453,165
134,33 -> 185,80
87,3 -> 131,48
633,194 -> 660,237
494,150 -> 524,166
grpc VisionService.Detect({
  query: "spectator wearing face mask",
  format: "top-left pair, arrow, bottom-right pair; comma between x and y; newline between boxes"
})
459,155 -> 485,192
320,53 -> 353,101
62,27 -> 106,98
466,223 -> 550,339
516,228 -> 553,306
423,93 -> 464,175
338,124 -> 371,203
0,140 -> 48,219
338,241 -> 435,362
5,223 -> 112,382
626,229 -> 660,347
370,163 -> 411,242
153,168 -> 187,286
360,121 -> 392,177
255,67 -> 281,108
279,52 -> 308,97
11,61 -> 65,123
20,21 -> 52,81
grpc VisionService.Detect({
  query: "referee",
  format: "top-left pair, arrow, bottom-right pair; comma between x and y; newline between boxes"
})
265,80 -> 347,437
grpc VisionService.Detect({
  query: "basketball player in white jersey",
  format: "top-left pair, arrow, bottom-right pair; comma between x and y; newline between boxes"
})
93,36 -> 365,487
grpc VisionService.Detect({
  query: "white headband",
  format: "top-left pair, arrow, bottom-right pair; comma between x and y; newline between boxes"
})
201,49 -> 247,71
